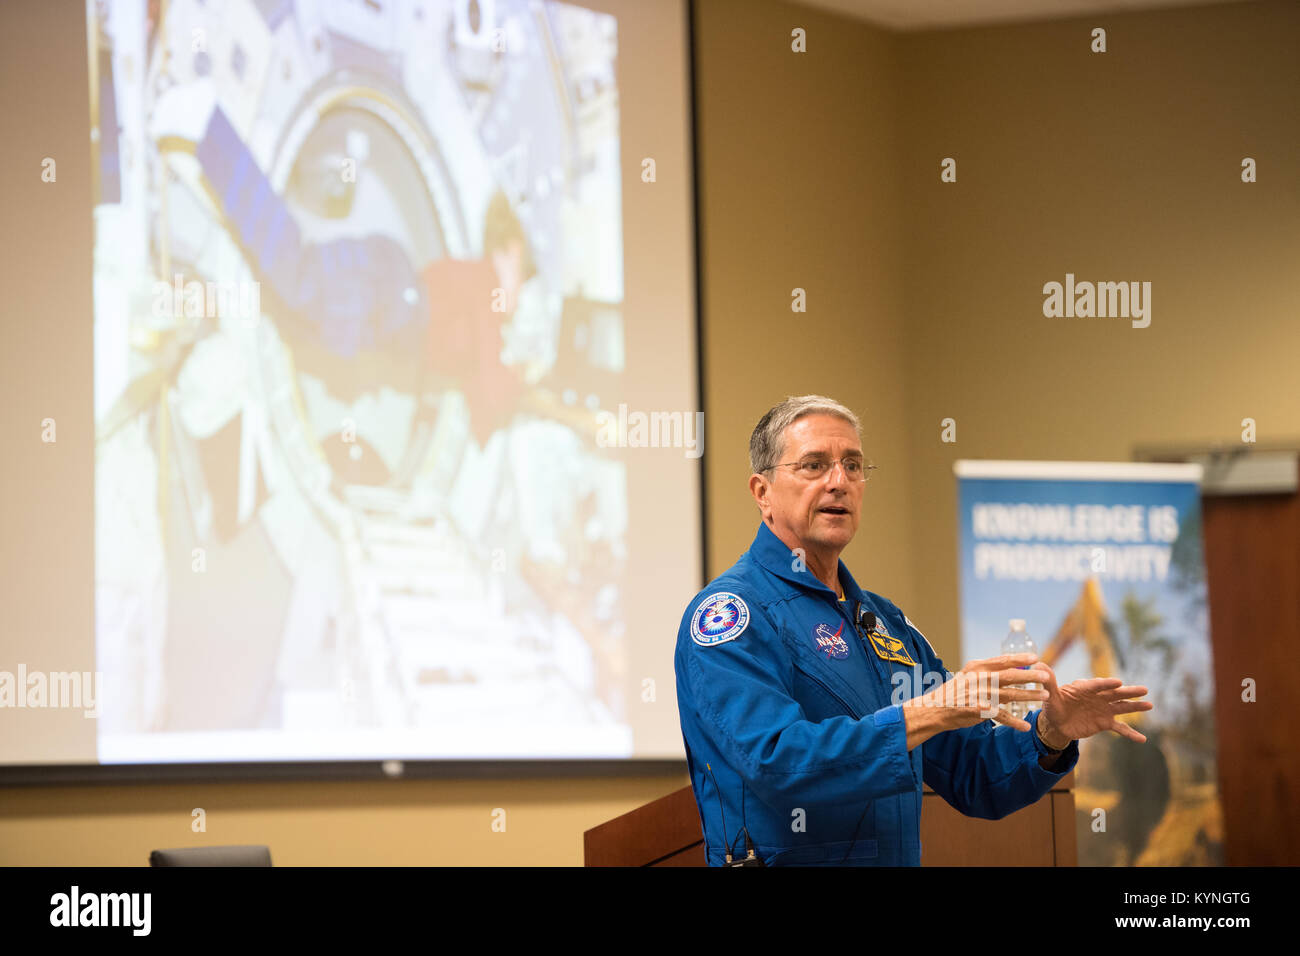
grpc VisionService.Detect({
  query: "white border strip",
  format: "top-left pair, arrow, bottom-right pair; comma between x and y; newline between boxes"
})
953,460 -> 1203,482
98,726 -> 636,763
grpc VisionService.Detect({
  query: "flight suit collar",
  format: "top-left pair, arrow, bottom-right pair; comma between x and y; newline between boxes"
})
749,522 -> 883,719
749,521 -> 867,606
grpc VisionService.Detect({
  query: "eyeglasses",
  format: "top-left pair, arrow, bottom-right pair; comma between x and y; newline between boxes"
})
764,456 -> 877,482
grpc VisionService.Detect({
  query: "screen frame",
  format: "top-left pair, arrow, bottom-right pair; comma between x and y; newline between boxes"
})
0,0 -> 707,788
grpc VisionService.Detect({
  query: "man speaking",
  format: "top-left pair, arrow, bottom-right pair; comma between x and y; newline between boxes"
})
674,395 -> 1152,866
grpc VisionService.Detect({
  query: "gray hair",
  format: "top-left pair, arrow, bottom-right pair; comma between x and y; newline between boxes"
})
749,395 -> 862,474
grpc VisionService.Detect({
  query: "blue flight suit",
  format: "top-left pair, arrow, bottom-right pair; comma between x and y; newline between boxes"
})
674,521 -> 1079,866
195,107 -> 425,358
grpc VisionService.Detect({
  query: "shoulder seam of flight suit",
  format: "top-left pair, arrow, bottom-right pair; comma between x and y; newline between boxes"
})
872,596 -> 939,668
696,560 -> 801,613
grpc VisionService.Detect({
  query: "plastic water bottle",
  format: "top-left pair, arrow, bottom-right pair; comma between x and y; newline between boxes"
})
1000,619 -> 1038,721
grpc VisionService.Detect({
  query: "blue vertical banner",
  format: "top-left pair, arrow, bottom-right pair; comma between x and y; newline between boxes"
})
954,461 -> 1223,866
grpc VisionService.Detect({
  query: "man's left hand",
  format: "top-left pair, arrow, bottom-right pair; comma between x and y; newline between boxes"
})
1037,664 -> 1154,746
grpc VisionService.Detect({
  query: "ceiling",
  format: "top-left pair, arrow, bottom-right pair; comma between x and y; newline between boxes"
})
790,0 -> 1260,32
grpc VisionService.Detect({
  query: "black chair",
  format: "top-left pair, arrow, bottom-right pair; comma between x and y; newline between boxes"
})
149,845 -> 273,867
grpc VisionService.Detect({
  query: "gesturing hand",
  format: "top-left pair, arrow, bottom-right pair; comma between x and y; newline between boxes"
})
1039,664 -> 1154,745
906,653 -> 1051,733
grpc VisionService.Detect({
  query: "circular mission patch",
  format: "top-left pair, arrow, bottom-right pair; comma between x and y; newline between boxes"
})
690,592 -> 750,647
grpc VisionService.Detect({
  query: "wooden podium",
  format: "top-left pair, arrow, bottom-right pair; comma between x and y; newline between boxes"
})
584,776 -> 1075,866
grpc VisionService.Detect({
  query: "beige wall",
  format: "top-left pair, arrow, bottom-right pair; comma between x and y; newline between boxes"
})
2,0 -> 1296,865
896,0 -> 1300,663
0,774 -> 689,866
695,0 -> 913,609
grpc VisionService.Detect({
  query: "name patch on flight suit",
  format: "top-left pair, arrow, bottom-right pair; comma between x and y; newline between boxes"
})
864,618 -> 917,666
812,622 -> 850,660
691,592 -> 750,646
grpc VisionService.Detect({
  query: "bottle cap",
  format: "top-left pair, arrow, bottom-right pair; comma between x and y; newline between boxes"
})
1009,618 -> 1026,630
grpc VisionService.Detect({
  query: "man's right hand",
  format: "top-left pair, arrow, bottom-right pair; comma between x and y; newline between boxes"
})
901,653 -> 1051,751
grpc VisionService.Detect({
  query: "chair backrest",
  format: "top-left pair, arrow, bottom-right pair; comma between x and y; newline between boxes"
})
149,845 -> 273,867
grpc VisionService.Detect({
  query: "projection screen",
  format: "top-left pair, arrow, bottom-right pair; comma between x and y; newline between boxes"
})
0,0 -> 701,775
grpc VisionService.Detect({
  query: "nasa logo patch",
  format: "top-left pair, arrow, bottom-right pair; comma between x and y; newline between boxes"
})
691,592 -> 750,647
812,621 -> 851,660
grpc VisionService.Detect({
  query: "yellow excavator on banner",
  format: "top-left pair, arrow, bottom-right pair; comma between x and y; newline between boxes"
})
1039,577 -> 1141,727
